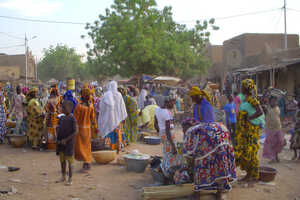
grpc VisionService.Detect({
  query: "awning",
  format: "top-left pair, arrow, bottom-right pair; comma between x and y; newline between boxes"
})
152,76 -> 181,86
233,58 -> 300,75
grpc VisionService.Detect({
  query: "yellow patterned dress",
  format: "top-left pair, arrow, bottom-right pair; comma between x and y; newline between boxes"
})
26,98 -> 44,148
234,96 -> 265,180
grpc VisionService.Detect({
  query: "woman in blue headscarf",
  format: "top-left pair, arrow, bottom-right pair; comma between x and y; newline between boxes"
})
189,86 -> 215,123
63,90 -> 78,113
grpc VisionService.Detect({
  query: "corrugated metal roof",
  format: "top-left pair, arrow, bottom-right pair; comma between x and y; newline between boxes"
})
233,58 -> 300,74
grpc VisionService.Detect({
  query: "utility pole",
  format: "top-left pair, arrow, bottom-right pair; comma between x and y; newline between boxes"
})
284,0 -> 288,49
35,56 -> 38,80
25,34 -> 28,85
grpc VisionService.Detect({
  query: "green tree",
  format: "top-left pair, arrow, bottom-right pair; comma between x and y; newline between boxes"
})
83,0 -> 218,80
38,44 -> 86,81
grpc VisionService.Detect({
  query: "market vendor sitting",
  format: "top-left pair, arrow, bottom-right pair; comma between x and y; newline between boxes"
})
177,118 -> 237,200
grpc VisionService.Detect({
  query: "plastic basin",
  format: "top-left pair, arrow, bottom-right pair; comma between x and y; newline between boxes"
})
123,154 -> 150,173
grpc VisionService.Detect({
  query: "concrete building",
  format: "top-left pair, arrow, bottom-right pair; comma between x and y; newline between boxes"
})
0,51 -> 36,82
205,33 -> 300,93
223,33 -> 299,70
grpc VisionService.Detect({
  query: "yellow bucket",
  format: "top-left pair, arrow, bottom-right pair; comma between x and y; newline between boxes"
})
67,79 -> 75,90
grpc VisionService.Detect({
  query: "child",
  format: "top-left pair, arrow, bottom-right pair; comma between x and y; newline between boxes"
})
263,96 -> 285,163
291,101 -> 300,160
224,95 -> 237,146
56,100 -> 77,185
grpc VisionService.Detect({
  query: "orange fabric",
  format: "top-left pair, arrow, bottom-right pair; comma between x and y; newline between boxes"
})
44,96 -> 61,143
74,103 -> 95,163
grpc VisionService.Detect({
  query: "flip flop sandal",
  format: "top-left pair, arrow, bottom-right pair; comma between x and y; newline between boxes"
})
8,167 -> 20,172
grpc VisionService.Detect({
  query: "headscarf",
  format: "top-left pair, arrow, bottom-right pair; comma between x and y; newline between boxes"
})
28,87 -> 38,95
118,85 -> 127,96
98,80 -> 128,137
63,90 -> 78,112
83,83 -> 89,89
49,87 -> 59,96
241,79 -> 257,98
189,86 -> 212,105
22,87 -> 29,95
81,88 -> 91,97
95,87 -> 103,97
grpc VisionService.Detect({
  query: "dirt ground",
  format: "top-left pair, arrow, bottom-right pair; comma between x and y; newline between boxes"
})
0,133 -> 300,200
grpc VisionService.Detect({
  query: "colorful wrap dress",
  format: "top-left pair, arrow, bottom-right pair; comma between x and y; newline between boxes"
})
234,95 -> 265,180
123,95 -> 138,143
45,96 -> 61,144
183,122 -> 236,191
26,98 -> 44,147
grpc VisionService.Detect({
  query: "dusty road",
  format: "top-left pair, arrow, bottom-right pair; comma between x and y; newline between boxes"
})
0,136 -> 300,200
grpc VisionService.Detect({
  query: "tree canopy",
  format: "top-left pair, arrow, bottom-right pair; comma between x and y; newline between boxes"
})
83,0 -> 218,80
37,44 -> 86,81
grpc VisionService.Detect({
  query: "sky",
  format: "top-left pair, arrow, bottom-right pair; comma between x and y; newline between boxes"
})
0,0 -> 300,61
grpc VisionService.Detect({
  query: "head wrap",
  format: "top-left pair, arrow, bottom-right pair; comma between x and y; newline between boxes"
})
241,79 -> 257,98
63,90 -> 78,113
95,87 -> 103,97
22,87 -> 29,95
81,88 -> 91,97
50,87 -> 59,96
83,83 -> 89,89
28,87 -> 38,95
189,86 -> 212,105
118,86 -> 127,96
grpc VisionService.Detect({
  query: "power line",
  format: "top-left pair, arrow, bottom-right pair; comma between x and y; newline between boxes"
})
0,8 -> 281,26
178,8 -> 281,23
287,8 -> 300,13
0,32 -> 23,40
0,44 -> 24,49
273,8 -> 283,32
216,8 -> 280,20
0,15 -> 86,25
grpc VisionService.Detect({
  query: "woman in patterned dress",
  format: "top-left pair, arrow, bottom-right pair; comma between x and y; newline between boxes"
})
118,86 -> 139,144
235,79 -> 265,182
154,96 -> 183,181
45,87 -> 61,145
180,118 -> 236,200
26,88 -> 45,149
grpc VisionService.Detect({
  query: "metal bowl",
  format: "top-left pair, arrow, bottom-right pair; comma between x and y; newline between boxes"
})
123,154 -> 150,173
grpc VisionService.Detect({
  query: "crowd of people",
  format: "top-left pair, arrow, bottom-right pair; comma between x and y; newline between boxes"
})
0,78 -> 299,199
